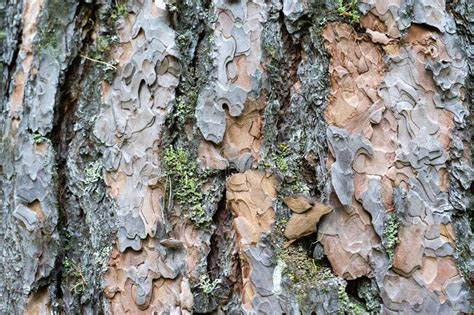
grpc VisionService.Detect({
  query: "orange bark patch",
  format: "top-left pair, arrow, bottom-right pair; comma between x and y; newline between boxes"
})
323,23 -> 384,130
226,170 -> 277,245
26,287 -> 51,315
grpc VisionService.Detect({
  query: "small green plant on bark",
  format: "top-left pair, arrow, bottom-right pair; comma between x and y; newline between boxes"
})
174,88 -> 199,125
111,0 -> 129,22
336,0 -> 361,24
189,205 -> 211,227
278,245 -> 334,286
164,147 -> 201,203
264,143 -> 290,173
176,33 -> 191,54
263,42 -> 279,63
357,280 -> 382,313
338,282 -> 367,315
92,33 -> 119,60
276,244 -> 336,306
32,132 -> 47,144
80,34 -> 118,82
63,257 -> 88,296
275,143 -> 290,172
80,54 -> 117,71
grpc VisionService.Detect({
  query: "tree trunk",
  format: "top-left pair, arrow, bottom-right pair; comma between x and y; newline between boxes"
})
1,0 -> 472,313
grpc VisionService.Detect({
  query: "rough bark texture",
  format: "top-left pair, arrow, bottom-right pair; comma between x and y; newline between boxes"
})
1,0 -> 473,314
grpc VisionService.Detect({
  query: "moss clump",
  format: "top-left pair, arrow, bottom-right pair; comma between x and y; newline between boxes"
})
176,33 -> 192,56
110,0 -> 129,23
336,0 -> 361,24
163,147 -> 212,227
383,212 -> 399,261
337,282 -> 367,315
275,143 -> 290,173
189,204 -> 211,227
357,279 -> 382,313
278,245 -> 334,287
276,244 -> 340,309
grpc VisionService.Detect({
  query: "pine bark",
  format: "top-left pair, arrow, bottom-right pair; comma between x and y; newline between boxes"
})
1,0 -> 473,314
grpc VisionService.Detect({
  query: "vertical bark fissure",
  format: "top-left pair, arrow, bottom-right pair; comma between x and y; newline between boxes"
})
276,10 -> 302,121
205,188 -> 242,308
50,55 -> 82,305
1,1 -> 22,100
47,2 -> 98,308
